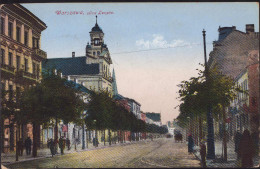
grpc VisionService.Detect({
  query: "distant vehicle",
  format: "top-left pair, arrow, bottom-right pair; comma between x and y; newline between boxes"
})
166,133 -> 173,138
174,133 -> 183,143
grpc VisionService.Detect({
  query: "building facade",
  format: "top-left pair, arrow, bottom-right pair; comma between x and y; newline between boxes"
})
208,24 -> 259,79
42,16 -> 113,95
126,98 -> 141,119
0,4 -> 47,152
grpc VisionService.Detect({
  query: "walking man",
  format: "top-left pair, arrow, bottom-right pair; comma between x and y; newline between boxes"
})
188,134 -> 194,154
49,139 -> 56,157
25,137 -> 32,155
234,130 -> 242,159
66,138 -> 71,150
59,137 -> 64,155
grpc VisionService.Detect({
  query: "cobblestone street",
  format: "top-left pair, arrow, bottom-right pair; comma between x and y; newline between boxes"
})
6,138 -> 201,168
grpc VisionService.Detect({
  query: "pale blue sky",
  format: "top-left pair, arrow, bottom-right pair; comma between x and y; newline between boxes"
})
23,3 -> 259,124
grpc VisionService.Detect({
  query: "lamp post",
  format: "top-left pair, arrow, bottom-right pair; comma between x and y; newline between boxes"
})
0,5 -> 4,168
202,29 -> 215,159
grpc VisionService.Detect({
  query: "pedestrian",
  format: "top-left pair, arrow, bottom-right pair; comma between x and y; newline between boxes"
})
66,138 -> 71,150
18,139 -> 24,156
188,134 -> 194,154
47,138 -> 50,148
200,140 -> 207,168
238,129 -> 255,168
234,130 -> 242,159
24,137 -> 32,155
49,138 -> 56,157
251,131 -> 259,157
59,137 -> 64,155
62,138 -> 66,151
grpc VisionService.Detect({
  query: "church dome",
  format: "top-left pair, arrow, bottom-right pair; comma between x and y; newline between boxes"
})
91,23 -> 103,32
91,16 -> 103,33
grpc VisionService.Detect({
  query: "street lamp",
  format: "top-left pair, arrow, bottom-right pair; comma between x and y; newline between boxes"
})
202,29 -> 215,159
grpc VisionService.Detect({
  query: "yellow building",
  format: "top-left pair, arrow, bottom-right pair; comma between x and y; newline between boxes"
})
0,4 -> 47,152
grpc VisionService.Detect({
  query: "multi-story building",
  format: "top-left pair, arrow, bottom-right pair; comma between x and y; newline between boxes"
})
0,4 -> 47,152
229,69 -> 250,135
126,98 -> 141,119
42,16 -> 113,96
208,24 -> 259,79
228,50 -> 259,141
247,50 -> 259,136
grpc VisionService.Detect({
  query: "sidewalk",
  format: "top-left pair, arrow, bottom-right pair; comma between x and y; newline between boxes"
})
193,141 -> 259,168
1,139 -> 151,166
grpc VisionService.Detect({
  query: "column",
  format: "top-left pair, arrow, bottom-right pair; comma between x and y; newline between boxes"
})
21,24 -> 24,44
4,15 -> 8,35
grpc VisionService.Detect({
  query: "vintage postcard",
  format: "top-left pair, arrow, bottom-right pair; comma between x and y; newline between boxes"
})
0,1 -> 259,168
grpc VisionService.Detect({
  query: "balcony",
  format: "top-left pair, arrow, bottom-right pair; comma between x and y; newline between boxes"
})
32,48 -> 47,60
0,64 -> 15,74
15,69 -> 38,82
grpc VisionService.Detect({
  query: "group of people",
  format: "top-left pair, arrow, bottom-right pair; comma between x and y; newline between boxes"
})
16,137 -> 32,156
47,137 -> 71,157
234,129 -> 258,168
187,129 -> 258,168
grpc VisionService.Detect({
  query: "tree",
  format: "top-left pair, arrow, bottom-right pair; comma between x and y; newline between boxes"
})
19,73 -> 86,157
177,65 -> 239,160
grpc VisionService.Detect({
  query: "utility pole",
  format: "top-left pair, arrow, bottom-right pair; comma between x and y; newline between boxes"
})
0,5 -> 4,169
202,29 -> 215,159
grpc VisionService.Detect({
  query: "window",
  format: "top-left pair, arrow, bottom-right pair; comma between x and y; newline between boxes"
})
1,83 -> 5,91
32,37 -> 39,48
1,49 -> 5,64
94,39 -> 99,45
36,64 -> 40,77
8,52 -> 12,66
32,62 -> 36,74
97,51 -> 100,55
8,22 -> 13,38
93,52 -> 96,56
16,87 -> 20,100
16,27 -> 21,42
16,55 -> 20,70
0,17 -> 4,34
24,58 -> 28,72
9,85 -> 13,100
24,31 -> 28,46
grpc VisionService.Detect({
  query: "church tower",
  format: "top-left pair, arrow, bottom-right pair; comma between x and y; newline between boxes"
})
86,16 -> 112,65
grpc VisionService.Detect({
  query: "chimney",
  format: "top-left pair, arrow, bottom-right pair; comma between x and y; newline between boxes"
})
72,52 -> 75,58
246,24 -> 254,33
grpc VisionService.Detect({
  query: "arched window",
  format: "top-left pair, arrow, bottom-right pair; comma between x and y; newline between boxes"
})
93,52 -> 96,56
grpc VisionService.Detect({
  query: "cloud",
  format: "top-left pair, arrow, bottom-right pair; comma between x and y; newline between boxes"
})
136,34 -> 193,49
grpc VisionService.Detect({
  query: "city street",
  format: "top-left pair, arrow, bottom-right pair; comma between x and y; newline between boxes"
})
6,138 -> 201,168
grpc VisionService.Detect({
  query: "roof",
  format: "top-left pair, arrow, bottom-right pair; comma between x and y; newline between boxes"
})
113,94 -> 125,100
217,26 -> 236,42
64,80 -> 91,94
91,23 -> 103,33
145,112 -> 161,122
125,97 -> 141,106
42,56 -> 99,76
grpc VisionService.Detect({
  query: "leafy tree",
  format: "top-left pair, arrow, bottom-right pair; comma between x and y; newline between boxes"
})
177,65 -> 240,160
19,73 -> 86,157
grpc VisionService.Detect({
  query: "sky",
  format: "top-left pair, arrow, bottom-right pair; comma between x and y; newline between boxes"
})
23,2 -> 259,124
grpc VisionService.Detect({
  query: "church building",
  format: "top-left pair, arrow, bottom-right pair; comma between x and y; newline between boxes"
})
42,16 -> 113,95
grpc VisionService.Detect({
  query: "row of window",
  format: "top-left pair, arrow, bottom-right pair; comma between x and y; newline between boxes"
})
1,48 -> 39,75
1,83 -> 20,100
0,17 -> 39,48
238,79 -> 248,101
93,51 -> 100,56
